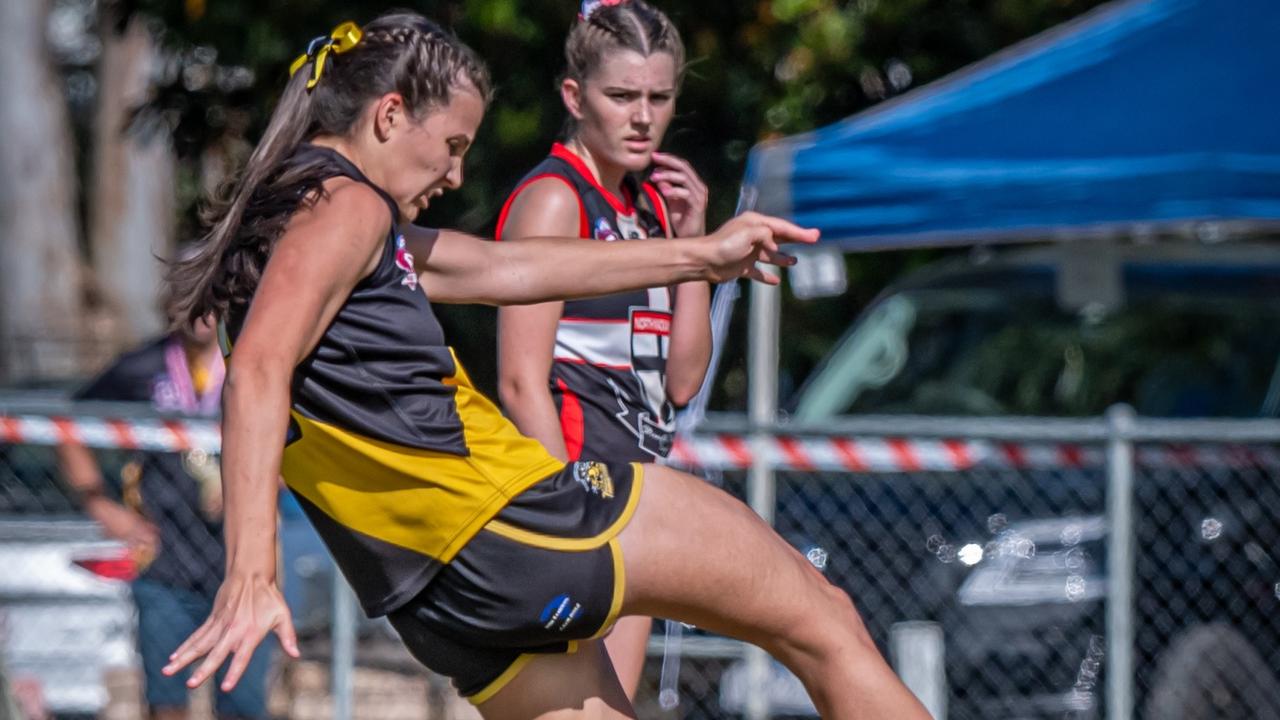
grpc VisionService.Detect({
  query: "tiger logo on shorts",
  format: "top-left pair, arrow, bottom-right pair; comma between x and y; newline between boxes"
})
574,461 -> 615,499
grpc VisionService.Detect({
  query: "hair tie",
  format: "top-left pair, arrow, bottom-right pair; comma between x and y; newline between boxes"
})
578,0 -> 628,21
289,21 -> 363,90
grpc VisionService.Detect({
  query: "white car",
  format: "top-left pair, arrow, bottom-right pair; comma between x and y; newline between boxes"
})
0,444 -> 138,718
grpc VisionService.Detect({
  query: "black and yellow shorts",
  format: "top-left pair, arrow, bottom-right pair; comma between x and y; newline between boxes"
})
387,460 -> 643,704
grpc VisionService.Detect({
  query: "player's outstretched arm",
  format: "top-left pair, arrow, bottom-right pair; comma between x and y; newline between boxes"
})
407,212 -> 818,306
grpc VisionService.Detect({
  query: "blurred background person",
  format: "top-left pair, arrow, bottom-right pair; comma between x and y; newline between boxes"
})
56,293 -> 273,720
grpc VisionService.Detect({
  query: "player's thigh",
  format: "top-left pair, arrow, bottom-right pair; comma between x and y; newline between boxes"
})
619,465 -> 861,649
477,639 -> 635,720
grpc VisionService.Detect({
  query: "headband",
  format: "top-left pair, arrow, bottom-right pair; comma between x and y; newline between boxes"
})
579,0 -> 628,21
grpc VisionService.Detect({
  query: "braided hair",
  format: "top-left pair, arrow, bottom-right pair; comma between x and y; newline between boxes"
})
560,1 -> 684,137
565,1 -> 684,84
168,12 -> 490,329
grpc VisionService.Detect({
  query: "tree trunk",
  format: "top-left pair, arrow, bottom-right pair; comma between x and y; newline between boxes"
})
88,16 -> 176,344
0,0 -> 86,383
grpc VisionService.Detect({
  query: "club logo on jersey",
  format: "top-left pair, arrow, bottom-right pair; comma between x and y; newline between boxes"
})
593,217 -> 619,242
632,312 -> 671,335
394,234 -> 418,290
615,212 -> 646,240
607,304 -> 676,458
573,461 -> 615,499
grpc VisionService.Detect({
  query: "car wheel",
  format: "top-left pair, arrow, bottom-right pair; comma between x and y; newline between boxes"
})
1145,623 -> 1280,720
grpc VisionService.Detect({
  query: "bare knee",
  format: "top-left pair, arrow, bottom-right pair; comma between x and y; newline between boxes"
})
826,583 -> 877,652
769,576 -> 877,665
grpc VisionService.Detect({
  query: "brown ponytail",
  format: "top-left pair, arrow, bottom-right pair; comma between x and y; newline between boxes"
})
167,13 -> 491,329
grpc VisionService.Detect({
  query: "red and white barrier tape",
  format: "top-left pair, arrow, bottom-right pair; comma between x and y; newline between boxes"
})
3,413 -> 1277,473
669,435 -> 1280,473
0,414 -> 221,454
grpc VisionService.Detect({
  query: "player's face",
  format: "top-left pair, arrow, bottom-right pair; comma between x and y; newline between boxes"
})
570,50 -> 677,174
384,84 -> 485,218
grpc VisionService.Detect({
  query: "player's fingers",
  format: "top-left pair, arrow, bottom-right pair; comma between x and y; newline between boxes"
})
652,159 -> 707,198
164,620 -> 219,674
274,610 -> 301,658
714,219 -> 772,257
750,214 -> 819,245
748,224 -> 779,253
673,160 -> 708,196
752,231 -> 783,256
219,632 -> 267,692
657,184 -> 693,201
186,632 -> 237,689
744,265 -> 781,285
651,174 -> 691,193
758,247 -> 798,267
660,171 -> 705,200
181,613 -> 223,651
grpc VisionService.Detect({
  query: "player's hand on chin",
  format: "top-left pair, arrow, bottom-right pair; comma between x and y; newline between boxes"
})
700,212 -> 819,284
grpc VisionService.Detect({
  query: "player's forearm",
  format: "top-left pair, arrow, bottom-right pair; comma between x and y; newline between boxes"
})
57,442 -> 106,498
220,359 -> 289,578
57,443 -> 132,528
666,281 -> 713,406
490,236 -> 708,305
499,379 -> 570,462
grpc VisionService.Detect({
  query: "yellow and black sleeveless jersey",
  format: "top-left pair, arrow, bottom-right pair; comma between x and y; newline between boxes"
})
496,143 -> 675,463
226,144 -> 563,616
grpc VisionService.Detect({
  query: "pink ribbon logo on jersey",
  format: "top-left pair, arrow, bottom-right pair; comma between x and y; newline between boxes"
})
593,217 -> 619,242
395,234 -> 418,290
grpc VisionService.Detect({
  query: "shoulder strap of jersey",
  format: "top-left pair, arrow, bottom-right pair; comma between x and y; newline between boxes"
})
636,180 -> 672,237
290,144 -> 406,286
294,144 -> 401,225
216,319 -> 234,358
495,155 -> 590,239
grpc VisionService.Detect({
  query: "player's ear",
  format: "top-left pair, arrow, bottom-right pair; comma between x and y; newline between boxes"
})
561,78 -> 585,120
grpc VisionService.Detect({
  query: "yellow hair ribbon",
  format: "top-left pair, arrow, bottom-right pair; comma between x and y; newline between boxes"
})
289,21 -> 364,90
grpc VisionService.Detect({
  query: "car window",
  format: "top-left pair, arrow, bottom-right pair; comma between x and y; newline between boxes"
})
794,264 -> 1280,419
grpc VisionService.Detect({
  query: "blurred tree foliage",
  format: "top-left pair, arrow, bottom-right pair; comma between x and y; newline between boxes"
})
118,0 -> 1106,404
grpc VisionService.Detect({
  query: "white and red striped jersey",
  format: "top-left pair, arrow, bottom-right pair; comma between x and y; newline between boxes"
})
497,143 -> 675,461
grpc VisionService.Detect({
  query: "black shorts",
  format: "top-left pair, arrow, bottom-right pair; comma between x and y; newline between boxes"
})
387,460 -> 643,704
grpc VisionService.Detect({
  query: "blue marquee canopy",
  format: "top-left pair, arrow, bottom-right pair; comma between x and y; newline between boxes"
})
743,0 -> 1280,249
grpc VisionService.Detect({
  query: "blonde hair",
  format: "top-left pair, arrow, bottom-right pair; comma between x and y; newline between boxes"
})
561,0 -> 685,135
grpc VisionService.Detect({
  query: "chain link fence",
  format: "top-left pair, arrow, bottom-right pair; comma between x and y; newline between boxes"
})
3,399 -> 1280,719
1131,437 -> 1280,720
0,398 -> 478,720
658,412 -> 1280,720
